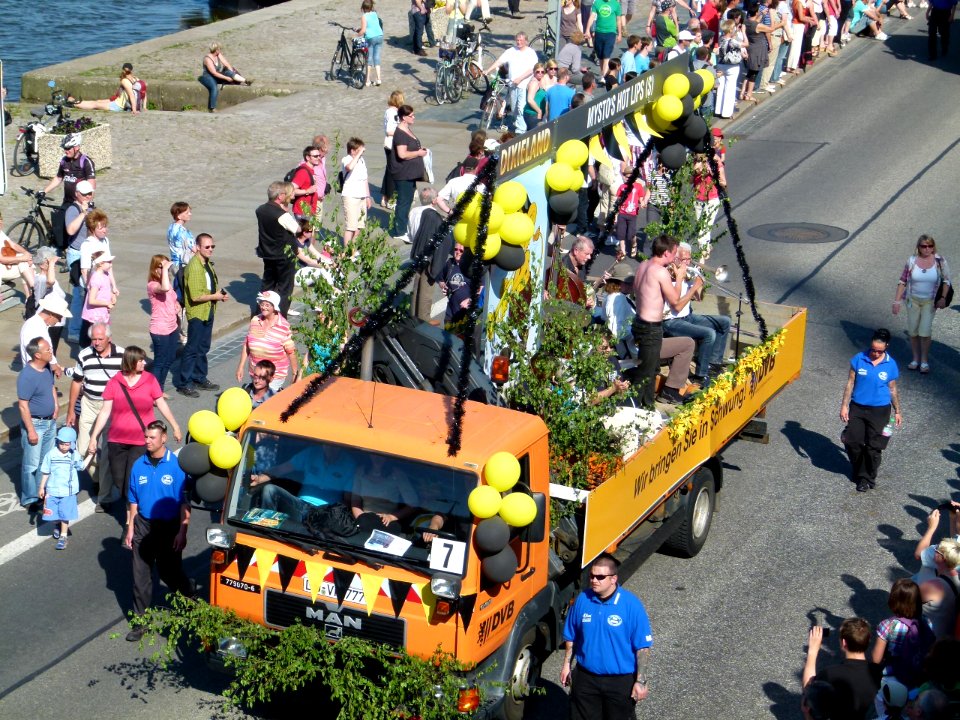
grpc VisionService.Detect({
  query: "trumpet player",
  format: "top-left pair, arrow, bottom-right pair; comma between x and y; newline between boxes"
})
664,242 -> 732,384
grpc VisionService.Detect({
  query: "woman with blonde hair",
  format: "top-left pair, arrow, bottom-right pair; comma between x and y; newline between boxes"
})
199,42 -> 251,112
146,254 -> 180,393
381,90 -> 405,209
892,235 -> 952,373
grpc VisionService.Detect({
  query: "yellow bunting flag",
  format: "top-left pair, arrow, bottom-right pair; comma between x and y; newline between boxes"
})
417,581 -> 435,623
360,573 -> 384,616
304,561 -> 330,604
254,549 -> 276,591
588,134 -> 612,168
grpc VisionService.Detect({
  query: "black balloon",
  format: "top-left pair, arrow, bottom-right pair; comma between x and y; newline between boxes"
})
682,115 -> 708,144
660,143 -> 688,170
178,442 -> 211,477
548,190 -> 579,216
481,546 -> 518,584
686,71 -> 704,97
494,242 -> 526,271
195,468 -> 228,503
692,136 -> 709,153
679,94 -> 694,120
474,517 -> 511,555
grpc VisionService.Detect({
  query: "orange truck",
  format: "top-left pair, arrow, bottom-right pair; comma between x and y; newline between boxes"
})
203,299 -> 806,718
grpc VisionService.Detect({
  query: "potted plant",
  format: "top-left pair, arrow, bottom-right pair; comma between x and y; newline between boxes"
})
37,115 -> 111,178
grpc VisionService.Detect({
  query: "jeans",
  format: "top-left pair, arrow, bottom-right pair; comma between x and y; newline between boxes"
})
409,11 -> 433,53
20,418 -> 56,505
179,316 -> 213,388
367,35 -> 383,66
664,313 -> 731,376
199,68 -> 237,111
260,484 -> 312,523
150,330 -> 179,390
632,320 -> 663,407
66,248 -> 84,338
508,85 -> 527,134
770,37 -> 791,83
391,179 -> 417,237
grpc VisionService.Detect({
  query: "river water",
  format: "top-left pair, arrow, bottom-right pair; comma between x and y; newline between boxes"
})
0,0 -> 249,101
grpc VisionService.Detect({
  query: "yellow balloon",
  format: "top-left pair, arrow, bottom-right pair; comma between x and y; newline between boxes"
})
499,212 -> 535,247
209,434 -> 243,470
484,451 -> 521,492
481,233 -> 502,261
453,221 -> 474,246
488,203 -> 505,234
468,485 -> 503,519
663,73 -> 690,99
567,167 -> 585,192
459,192 -> 484,223
654,95 -> 683,124
217,386 -> 254,431
556,139 -> 589,169
695,68 -> 715,95
493,181 -> 528,214
499,492 -> 538,527
693,95 -> 702,110
188,410 -> 225,445
546,162 -> 577,193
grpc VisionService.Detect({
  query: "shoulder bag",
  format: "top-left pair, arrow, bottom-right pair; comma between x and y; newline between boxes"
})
935,257 -> 954,307
118,379 -> 148,435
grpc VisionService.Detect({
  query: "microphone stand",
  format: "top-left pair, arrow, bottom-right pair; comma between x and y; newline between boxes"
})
708,282 -> 745,360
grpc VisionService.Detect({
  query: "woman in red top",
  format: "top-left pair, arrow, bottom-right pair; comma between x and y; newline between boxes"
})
691,152 -> 726,261
236,290 -> 299,391
87,346 -> 181,511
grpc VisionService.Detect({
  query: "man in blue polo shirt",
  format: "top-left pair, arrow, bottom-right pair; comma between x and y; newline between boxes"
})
123,421 -> 193,642
840,328 -> 902,492
561,553 -> 654,719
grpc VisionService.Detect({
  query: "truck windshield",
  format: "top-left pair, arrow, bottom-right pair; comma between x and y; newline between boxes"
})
225,430 -> 476,576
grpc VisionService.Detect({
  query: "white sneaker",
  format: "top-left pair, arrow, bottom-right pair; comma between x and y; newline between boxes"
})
876,31 -> 888,40
393,234 -> 412,244
286,308 -> 301,316
919,1 -> 928,6
764,84 -> 777,93
841,32 -> 851,42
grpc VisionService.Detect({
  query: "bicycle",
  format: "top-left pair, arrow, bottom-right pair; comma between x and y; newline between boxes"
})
457,19 -> 497,94
327,22 -> 368,90
6,187 -> 62,253
479,74 -> 510,131
435,42 -> 466,105
531,12 -> 557,59
11,80 -> 70,178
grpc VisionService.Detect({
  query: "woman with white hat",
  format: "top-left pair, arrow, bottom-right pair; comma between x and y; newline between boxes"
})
236,290 -> 299,392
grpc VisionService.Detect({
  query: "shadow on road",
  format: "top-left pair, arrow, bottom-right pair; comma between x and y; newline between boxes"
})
780,420 -> 849,476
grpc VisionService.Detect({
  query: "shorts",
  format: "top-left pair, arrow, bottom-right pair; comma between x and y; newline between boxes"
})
342,196 -> 368,232
108,100 -> 123,112
850,15 -> 870,33
625,0 -> 638,14
594,31 -> 616,60
43,494 -> 79,522
0,261 -> 30,281
906,297 -> 934,337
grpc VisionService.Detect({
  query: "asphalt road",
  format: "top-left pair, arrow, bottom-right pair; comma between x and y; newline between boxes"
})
2,18 -> 960,720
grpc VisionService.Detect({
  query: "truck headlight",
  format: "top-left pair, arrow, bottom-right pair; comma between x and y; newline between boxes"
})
217,636 -> 248,659
206,525 -> 236,549
431,573 -> 461,600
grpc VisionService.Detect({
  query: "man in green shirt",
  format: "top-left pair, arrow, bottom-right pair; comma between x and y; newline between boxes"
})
177,232 -> 229,397
586,0 -> 624,78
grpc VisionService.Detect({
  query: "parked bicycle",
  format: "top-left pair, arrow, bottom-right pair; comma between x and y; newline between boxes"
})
457,19 -> 497,94
435,42 -> 466,105
479,71 -> 511,131
7,187 -> 62,253
11,81 -> 70,178
328,22 -> 369,90
531,12 -> 557,59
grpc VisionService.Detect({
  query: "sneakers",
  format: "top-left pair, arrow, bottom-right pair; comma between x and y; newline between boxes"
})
876,31 -> 888,40
176,385 -> 200,398
125,626 -> 147,643
658,386 -> 686,405
53,527 -> 61,540
392,234 -> 411,244
56,537 -> 67,550
764,84 -> 777,93
195,380 -> 220,391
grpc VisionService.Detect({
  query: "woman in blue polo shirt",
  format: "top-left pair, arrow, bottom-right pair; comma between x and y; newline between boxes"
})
840,328 -> 902,492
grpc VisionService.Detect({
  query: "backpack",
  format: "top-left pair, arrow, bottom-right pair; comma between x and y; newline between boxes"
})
334,167 -> 346,193
172,264 -> 186,306
283,164 -> 309,184
131,79 -> 147,112
885,617 -> 935,688
304,503 -> 359,540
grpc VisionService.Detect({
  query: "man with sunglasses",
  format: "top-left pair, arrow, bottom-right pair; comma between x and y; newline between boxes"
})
561,553 -> 654,719
244,359 -> 277,408
290,145 -> 321,220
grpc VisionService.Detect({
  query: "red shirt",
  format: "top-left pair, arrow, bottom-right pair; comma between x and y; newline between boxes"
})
700,2 -> 720,40
103,372 -> 162,445
292,162 -> 318,217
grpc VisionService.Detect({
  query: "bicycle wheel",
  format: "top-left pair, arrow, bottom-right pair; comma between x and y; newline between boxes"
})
435,65 -> 450,105
11,135 -> 36,177
350,52 -> 367,89
480,95 -> 498,130
329,48 -> 346,82
7,218 -> 43,253
449,65 -> 466,102
466,49 -> 495,93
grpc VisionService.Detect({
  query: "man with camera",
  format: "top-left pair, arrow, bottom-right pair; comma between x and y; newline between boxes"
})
802,618 -> 880,719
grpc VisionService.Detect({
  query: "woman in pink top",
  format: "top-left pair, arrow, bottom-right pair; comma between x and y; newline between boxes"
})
87,346 -> 181,511
691,153 -> 726,261
146,254 -> 181,393
81,251 -> 117,350
235,290 -> 299,391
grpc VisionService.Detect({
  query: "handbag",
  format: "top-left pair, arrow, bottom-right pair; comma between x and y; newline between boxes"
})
935,258 -> 954,306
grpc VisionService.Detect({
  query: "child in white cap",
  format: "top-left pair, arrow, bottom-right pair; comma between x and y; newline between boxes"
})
39,426 -> 87,550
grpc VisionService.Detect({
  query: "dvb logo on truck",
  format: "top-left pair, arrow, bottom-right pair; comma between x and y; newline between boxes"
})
478,601 -> 515,646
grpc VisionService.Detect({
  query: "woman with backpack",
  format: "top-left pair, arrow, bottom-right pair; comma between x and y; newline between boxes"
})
872,579 -> 936,697
67,63 -> 146,115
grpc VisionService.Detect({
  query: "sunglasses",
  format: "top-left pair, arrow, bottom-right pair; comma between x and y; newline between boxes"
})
202,245 -> 216,250
868,348 -> 885,355
589,573 -> 614,580
918,244 -> 934,249
253,374 -> 272,380
309,154 -> 321,158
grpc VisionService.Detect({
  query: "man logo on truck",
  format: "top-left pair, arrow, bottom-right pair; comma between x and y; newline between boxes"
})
305,606 -> 362,640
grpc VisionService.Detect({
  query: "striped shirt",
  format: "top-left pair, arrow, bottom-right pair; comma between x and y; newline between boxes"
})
72,343 -> 124,400
244,314 -> 295,381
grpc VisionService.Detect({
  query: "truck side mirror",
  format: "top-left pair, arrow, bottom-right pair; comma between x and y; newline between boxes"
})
520,492 -> 547,543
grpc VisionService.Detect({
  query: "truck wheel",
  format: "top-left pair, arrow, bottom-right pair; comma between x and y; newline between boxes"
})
662,467 -> 715,558
501,627 -> 541,720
